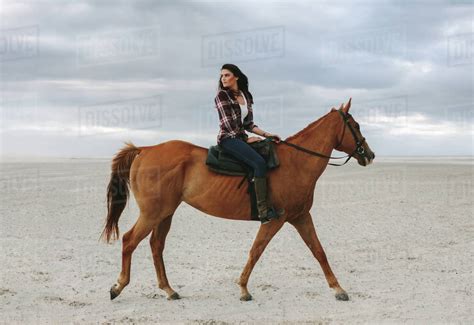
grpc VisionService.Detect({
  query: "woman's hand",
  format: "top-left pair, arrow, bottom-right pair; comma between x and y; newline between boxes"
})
264,133 -> 282,143
246,136 -> 263,144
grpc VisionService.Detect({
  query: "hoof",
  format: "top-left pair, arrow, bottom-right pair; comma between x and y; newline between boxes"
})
335,291 -> 349,301
110,285 -> 120,300
240,293 -> 253,301
167,292 -> 181,300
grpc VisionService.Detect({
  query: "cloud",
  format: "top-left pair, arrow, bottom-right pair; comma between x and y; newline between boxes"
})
0,0 -> 472,157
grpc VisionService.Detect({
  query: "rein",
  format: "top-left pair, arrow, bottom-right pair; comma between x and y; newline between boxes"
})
267,109 -> 367,167
279,139 -> 352,166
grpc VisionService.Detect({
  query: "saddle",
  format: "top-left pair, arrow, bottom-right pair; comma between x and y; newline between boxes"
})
205,137 -> 280,221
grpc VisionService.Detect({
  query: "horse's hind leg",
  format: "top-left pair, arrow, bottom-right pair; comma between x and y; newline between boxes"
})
289,212 -> 349,301
110,215 -> 157,300
149,214 -> 180,300
238,218 -> 285,301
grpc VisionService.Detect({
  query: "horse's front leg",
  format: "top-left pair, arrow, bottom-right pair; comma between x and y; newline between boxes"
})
289,212 -> 349,301
238,218 -> 285,301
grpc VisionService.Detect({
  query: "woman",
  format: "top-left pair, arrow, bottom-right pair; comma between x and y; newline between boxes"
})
214,63 -> 285,224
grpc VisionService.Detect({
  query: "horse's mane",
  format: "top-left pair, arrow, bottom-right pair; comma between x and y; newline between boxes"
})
285,110 -> 332,142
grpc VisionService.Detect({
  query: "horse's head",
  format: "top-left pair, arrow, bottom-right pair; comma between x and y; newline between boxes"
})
331,98 -> 375,166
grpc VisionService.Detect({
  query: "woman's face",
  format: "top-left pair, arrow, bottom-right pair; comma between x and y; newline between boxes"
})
220,69 -> 238,89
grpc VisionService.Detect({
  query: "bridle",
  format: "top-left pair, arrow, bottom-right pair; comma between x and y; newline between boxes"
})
334,109 -> 368,161
274,108 -> 368,166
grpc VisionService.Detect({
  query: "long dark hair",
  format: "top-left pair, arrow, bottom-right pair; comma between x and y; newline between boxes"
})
217,63 -> 254,104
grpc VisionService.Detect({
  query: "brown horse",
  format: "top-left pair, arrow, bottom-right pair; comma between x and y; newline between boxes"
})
101,98 -> 375,302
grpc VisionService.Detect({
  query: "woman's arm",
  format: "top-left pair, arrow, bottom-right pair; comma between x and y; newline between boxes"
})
250,125 -> 270,137
250,125 -> 282,143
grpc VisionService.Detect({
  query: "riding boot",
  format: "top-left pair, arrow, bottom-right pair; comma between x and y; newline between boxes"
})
266,181 -> 285,218
253,176 -> 285,224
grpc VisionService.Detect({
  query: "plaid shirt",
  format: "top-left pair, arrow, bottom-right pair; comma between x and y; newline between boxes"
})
214,89 -> 258,145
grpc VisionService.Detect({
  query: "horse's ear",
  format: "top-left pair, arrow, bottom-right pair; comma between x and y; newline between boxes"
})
342,97 -> 352,113
339,103 -> 344,110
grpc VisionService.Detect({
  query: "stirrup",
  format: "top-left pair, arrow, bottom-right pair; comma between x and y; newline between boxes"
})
259,206 -> 284,224
260,217 -> 272,225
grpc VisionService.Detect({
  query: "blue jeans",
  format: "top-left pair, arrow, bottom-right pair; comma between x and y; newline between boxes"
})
219,137 -> 267,177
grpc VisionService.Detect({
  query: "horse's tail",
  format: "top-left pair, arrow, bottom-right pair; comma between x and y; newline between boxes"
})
100,141 -> 141,243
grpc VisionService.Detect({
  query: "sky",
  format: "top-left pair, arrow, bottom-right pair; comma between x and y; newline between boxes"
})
0,0 -> 472,158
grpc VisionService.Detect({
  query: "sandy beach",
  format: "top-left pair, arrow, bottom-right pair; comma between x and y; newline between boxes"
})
0,156 -> 472,324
